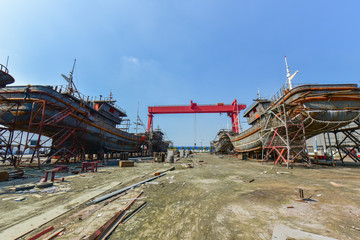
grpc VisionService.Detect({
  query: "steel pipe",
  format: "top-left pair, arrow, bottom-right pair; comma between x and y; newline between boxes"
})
90,173 -> 166,204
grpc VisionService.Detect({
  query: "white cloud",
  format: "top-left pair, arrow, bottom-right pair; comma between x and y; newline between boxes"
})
122,56 -> 139,64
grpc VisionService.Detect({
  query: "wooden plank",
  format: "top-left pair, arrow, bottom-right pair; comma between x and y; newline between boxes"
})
46,227 -> 65,240
119,161 -> 134,167
1,182 -> 121,239
86,191 -> 144,240
27,226 -> 54,240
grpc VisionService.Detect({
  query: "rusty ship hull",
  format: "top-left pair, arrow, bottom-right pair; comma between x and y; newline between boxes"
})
0,85 -> 145,154
216,84 -> 360,153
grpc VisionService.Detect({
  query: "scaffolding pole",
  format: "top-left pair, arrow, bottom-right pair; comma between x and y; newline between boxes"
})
261,102 -> 308,168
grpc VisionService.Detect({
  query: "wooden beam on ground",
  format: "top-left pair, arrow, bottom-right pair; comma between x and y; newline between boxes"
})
27,226 -> 54,240
3,182 -> 121,240
86,191 -> 144,240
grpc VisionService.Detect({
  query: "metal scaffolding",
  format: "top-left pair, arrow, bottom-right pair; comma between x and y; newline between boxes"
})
0,99 -> 88,167
261,103 -> 308,168
323,119 -> 360,164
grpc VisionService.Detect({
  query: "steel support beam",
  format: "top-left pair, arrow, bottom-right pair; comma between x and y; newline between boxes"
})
147,99 -> 246,133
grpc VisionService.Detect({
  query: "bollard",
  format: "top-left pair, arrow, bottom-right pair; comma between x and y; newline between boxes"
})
299,188 -> 304,199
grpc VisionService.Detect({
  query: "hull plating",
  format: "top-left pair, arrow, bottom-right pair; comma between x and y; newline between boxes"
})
0,85 -> 143,153
216,84 -> 360,153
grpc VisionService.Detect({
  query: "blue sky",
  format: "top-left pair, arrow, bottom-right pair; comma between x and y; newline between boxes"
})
1,0 -> 359,146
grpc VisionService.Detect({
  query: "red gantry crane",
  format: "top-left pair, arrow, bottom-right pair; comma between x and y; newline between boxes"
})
147,99 -> 246,133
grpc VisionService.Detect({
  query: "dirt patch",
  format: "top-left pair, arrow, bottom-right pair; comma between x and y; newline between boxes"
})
0,154 -> 360,239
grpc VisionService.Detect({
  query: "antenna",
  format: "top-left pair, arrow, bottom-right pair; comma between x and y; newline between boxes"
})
285,56 -> 290,78
5,56 -> 9,68
133,102 -> 146,133
70,59 -> 76,80
284,56 -> 299,90
61,59 -> 84,101
62,59 -> 76,87
136,102 -> 139,134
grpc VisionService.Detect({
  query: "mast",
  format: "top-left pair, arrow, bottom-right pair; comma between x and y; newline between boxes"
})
133,102 -> 146,133
5,56 -> 9,68
70,59 -> 76,81
136,102 -> 139,134
284,56 -> 299,90
61,59 -> 83,101
109,90 -> 113,102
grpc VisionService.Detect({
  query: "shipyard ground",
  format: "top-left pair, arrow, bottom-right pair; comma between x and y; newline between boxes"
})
1,153 -> 360,239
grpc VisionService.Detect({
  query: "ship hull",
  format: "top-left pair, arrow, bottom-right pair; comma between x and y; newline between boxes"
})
0,85 -> 144,154
213,130 -> 235,153
216,84 -> 360,153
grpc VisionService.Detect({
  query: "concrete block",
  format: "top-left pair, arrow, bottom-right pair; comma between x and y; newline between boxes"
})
180,149 -> 185,158
119,161 -> 134,167
167,150 -> 174,163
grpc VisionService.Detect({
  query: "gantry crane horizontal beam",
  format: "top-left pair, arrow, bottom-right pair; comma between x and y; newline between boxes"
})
147,100 -> 246,133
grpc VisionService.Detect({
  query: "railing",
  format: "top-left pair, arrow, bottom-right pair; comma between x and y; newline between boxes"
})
101,96 -> 126,114
269,82 -> 311,103
51,85 -> 126,114
243,82 -> 313,114
269,83 -> 289,103
52,85 -> 87,102
0,64 -> 9,74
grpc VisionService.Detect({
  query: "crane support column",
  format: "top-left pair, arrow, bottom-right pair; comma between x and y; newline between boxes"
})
230,99 -> 240,133
147,114 -> 153,132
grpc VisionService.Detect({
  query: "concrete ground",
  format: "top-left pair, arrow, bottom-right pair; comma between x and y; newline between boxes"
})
1,153 -> 360,239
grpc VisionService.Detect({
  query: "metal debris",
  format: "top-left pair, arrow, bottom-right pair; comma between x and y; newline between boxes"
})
90,173 -> 166,204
